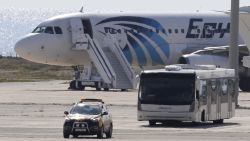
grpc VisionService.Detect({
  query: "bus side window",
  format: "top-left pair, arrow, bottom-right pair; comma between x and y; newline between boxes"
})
221,79 -> 228,95
199,80 -> 207,105
200,80 -> 207,96
211,80 -> 216,91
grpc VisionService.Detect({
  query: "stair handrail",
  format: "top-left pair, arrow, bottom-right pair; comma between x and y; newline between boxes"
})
86,34 -> 117,86
105,35 -> 136,88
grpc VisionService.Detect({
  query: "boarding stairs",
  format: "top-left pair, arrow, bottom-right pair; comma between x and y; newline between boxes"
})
70,18 -> 136,90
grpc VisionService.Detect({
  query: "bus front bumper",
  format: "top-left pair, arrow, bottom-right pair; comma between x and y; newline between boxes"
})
137,111 -> 198,122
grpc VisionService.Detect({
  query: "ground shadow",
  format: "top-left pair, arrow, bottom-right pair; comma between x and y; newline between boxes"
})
69,89 -> 134,93
141,121 -> 239,129
25,89 -> 133,93
69,136 -> 112,139
26,89 -> 70,92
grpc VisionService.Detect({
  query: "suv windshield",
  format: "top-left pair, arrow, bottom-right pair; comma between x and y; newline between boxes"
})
70,104 -> 102,115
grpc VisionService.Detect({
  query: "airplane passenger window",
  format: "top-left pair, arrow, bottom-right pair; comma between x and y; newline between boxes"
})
162,29 -> 166,34
44,27 -> 54,34
181,29 -> 185,33
168,29 -> 172,34
175,29 -> 178,34
54,27 -> 63,34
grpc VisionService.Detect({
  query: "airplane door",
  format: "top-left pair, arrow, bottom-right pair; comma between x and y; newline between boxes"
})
70,18 -> 89,49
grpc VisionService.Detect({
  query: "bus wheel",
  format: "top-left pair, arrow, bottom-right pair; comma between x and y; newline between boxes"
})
96,87 -> 101,91
104,88 -> 109,91
149,120 -> 156,126
201,110 -> 205,122
78,82 -> 85,91
121,89 -> 127,91
213,119 -> 224,124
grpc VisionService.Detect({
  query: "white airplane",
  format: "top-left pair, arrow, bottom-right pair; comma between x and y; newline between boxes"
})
15,8 -> 250,91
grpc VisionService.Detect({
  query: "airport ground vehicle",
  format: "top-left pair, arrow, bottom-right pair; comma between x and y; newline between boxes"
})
63,99 -> 113,139
137,65 -> 236,126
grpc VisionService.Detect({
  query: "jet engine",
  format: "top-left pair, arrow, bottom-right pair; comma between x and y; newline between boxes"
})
178,46 -> 250,92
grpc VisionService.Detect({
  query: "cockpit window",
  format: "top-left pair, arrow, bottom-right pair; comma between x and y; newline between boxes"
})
54,27 -> 63,34
32,26 -> 54,34
32,26 -> 46,33
44,27 -> 54,34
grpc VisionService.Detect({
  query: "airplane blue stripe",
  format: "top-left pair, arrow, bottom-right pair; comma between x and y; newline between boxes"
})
117,23 -> 170,58
128,31 -> 164,65
127,34 -> 147,66
122,44 -> 132,64
96,16 -> 165,31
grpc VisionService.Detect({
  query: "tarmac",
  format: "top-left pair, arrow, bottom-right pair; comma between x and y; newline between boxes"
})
0,80 -> 250,141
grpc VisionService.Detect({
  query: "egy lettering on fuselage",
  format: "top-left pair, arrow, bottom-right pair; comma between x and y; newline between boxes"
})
15,12 -> 239,68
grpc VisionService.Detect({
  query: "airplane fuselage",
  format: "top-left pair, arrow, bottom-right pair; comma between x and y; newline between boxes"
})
15,12 -> 238,67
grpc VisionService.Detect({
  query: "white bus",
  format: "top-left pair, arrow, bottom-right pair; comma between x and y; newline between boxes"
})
137,65 -> 236,126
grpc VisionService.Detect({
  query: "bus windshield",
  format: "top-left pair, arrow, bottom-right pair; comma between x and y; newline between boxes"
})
139,73 -> 195,105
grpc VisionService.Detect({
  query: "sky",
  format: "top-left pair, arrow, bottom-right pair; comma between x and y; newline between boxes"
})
0,0 -> 250,12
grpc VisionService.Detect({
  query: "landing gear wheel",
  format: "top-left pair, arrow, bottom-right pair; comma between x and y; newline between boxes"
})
239,77 -> 250,92
213,119 -> 224,124
104,88 -> 109,91
63,131 -> 70,138
69,80 -> 77,90
106,124 -> 113,138
149,120 -> 156,126
96,87 -> 101,91
97,126 -> 104,139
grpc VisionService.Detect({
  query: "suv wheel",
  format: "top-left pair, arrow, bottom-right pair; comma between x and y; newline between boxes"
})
149,120 -> 156,126
97,126 -> 104,139
63,131 -> 70,138
106,124 -> 113,138
73,134 -> 79,138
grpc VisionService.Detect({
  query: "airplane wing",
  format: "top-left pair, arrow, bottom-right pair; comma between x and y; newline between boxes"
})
179,45 -> 249,68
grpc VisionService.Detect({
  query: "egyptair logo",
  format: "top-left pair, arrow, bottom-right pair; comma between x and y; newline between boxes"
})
96,16 -> 169,66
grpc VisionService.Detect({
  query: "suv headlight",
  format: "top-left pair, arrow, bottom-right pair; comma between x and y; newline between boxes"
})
91,118 -> 99,122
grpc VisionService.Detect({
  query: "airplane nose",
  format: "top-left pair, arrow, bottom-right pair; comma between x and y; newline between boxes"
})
15,39 -> 27,57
